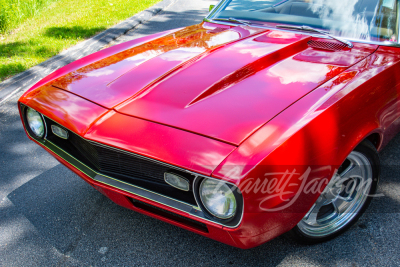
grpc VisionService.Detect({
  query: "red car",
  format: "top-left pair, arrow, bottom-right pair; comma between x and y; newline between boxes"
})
18,0 -> 400,248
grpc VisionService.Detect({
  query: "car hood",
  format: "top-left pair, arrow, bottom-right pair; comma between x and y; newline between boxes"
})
51,22 -> 377,145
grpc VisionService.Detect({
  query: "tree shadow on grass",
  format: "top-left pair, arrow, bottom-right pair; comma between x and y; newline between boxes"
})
0,41 -> 53,56
44,26 -> 107,40
0,25 -> 106,81
0,41 -> 57,81
0,62 -> 25,82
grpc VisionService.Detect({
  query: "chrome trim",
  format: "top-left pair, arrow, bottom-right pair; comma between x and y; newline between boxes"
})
204,0 -> 400,47
95,173 -> 197,211
20,104 -> 243,229
41,112 -> 48,140
193,176 -> 205,214
164,172 -> 190,192
397,0 -> 400,44
207,0 -> 225,18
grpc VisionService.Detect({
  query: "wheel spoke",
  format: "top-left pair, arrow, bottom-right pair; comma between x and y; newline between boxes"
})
340,162 -> 362,181
302,199 -> 326,226
337,179 -> 357,202
331,201 -> 341,219
332,197 -> 348,214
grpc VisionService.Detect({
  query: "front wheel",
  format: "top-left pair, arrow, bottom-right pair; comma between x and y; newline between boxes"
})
288,139 -> 380,244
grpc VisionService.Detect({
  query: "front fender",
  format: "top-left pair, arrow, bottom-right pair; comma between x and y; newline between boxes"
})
213,46 -> 400,247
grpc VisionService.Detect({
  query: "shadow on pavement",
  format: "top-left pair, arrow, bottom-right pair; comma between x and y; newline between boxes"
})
7,164 -> 106,253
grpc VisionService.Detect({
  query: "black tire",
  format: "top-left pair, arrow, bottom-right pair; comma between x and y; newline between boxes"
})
286,139 -> 380,244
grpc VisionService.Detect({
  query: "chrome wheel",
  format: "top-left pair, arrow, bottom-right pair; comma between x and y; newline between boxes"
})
297,151 -> 373,237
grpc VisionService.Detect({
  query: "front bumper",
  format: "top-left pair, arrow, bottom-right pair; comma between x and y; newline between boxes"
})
34,136 -> 244,247
19,99 -> 293,249
18,102 -> 254,248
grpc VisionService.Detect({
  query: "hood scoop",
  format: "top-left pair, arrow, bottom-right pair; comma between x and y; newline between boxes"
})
308,39 -> 348,51
187,37 -> 310,107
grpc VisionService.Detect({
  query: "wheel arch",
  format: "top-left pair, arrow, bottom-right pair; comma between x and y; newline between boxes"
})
365,131 -> 382,150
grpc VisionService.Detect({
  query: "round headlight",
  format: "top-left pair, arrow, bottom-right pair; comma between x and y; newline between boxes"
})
199,178 -> 237,219
26,107 -> 45,138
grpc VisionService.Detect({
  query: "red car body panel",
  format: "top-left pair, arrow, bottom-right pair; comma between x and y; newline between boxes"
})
47,23 -> 377,145
116,33 -> 376,145
25,29 -> 183,95
21,85 -> 236,176
84,110 -> 236,175
214,46 -> 400,248
22,84 -> 108,136
18,20 -> 400,249
50,23 -> 262,109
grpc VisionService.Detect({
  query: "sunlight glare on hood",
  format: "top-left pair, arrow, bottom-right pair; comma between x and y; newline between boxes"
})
86,69 -> 115,77
267,60 -> 329,85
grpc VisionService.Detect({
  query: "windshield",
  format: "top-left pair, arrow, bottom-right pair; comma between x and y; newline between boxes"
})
210,0 -> 399,43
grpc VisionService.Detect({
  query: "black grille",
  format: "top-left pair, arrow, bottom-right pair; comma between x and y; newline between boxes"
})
69,132 -> 100,169
44,118 -> 197,205
308,40 -> 347,51
95,145 -> 173,184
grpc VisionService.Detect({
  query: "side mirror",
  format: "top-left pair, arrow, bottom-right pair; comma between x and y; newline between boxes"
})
209,5 -> 215,12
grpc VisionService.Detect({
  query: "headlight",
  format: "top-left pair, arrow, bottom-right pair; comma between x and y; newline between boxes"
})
199,178 -> 237,219
26,107 -> 45,138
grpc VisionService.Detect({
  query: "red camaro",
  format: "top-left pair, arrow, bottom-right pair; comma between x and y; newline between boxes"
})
18,0 -> 400,248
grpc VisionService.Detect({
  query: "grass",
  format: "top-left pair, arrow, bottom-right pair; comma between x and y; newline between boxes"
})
0,0 -> 160,82
0,0 -> 57,33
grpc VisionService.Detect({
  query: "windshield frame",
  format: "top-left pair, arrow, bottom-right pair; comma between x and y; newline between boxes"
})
205,0 -> 400,47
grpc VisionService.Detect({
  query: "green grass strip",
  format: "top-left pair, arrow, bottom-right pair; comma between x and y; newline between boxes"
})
0,0 -> 58,34
0,0 -> 160,82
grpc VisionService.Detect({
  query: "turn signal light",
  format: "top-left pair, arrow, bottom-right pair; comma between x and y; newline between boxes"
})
51,125 -> 69,139
164,173 -> 190,191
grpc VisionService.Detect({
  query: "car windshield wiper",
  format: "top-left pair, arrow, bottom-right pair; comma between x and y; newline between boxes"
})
276,25 -> 353,48
211,17 -> 253,27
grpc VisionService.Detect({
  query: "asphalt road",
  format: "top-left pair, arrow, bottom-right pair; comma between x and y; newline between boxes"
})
1,0 -> 400,266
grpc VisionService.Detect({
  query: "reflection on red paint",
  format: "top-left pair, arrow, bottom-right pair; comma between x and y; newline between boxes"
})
18,19 -> 400,249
